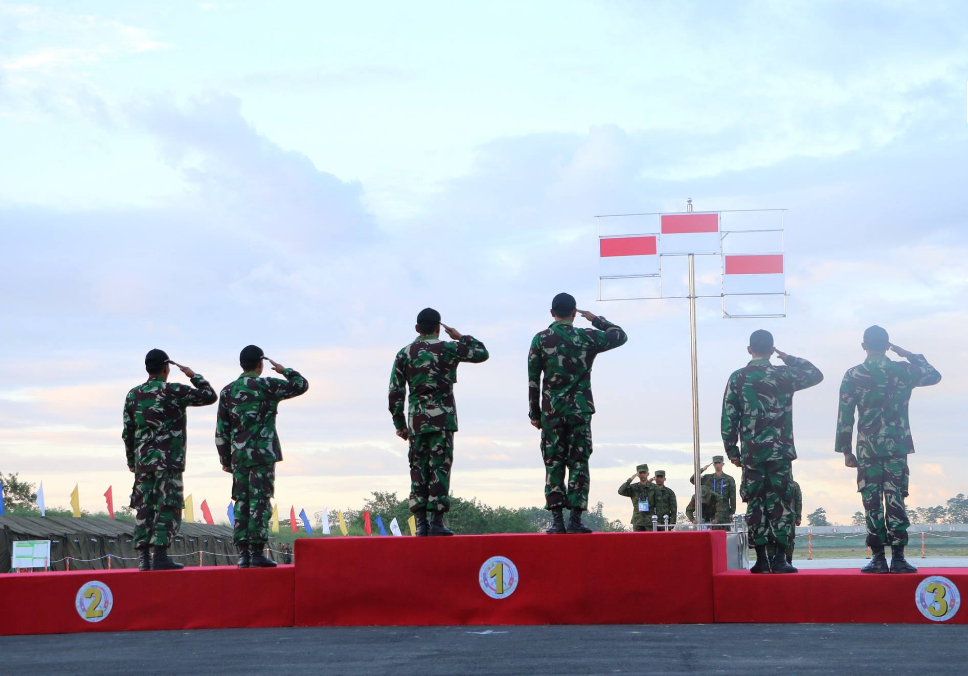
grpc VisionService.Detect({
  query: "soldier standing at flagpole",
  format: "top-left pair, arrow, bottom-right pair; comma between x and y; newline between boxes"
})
123,349 -> 216,571
216,345 -> 308,568
837,326 -> 941,574
689,455 -> 736,529
528,293 -> 627,534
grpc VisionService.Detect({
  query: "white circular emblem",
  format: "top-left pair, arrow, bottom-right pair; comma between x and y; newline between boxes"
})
915,576 -> 960,622
479,556 -> 519,599
76,580 -> 113,623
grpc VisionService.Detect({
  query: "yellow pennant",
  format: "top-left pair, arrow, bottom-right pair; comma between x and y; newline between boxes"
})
407,514 -> 416,536
70,484 -> 81,518
270,504 -> 279,533
184,494 -> 195,523
337,510 -> 348,536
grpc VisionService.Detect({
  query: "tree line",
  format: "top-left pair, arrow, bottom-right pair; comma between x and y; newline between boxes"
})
805,495 -> 968,527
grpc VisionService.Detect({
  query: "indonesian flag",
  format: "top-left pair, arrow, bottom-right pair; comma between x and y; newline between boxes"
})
599,235 -> 658,277
659,212 -> 720,255
723,254 -> 785,294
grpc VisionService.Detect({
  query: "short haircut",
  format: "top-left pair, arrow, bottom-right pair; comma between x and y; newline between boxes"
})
551,292 -> 577,317
145,363 -> 167,376
417,321 -> 439,335
749,329 -> 774,355
863,325 -> 890,351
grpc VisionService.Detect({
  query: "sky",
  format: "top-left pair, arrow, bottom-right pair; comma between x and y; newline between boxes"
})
1,1 -> 966,527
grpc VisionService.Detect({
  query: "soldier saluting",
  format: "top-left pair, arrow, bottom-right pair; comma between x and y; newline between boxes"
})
652,470 -> 677,531
216,345 -> 308,568
528,293 -> 627,534
388,308 -> 489,536
689,455 -> 736,529
618,464 -> 655,532
722,330 -> 823,574
837,326 -> 941,574
123,349 -> 216,571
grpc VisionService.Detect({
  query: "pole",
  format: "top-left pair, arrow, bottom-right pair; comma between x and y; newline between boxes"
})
688,251 -> 702,527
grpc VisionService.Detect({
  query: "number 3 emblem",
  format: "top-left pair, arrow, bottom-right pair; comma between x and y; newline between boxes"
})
915,576 -> 960,622
76,581 -> 114,623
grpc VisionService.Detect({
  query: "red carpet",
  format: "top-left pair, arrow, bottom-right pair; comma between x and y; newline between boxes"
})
0,565 -> 294,636
294,531 -> 727,626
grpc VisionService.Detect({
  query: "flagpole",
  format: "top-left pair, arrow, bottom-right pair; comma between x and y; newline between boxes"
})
687,199 -> 703,528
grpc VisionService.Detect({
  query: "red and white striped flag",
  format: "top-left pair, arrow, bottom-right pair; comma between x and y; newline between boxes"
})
659,212 -> 720,255
723,254 -> 784,294
599,235 -> 658,277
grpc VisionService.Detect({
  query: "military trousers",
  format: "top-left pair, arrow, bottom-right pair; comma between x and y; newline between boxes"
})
741,458 -> 795,548
540,415 -> 593,511
857,456 -> 909,547
232,463 -> 275,546
131,470 -> 184,549
408,431 -> 454,513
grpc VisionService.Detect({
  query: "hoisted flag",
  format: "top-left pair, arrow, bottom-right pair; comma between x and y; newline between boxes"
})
299,508 -> 314,534
337,510 -> 348,536
37,482 -> 45,517
290,506 -> 298,533
321,507 -> 331,535
363,510 -> 372,536
374,515 -> 387,536
390,517 -> 402,536
184,494 -> 195,523
723,254 -> 785,295
270,504 -> 279,533
200,499 -> 215,525
407,514 -> 416,536
70,484 -> 81,517
227,502 -> 235,526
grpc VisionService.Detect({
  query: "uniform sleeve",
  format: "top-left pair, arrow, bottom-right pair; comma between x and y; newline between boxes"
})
721,374 -> 742,462
670,491 -> 677,524
266,368 -> 309,401
617,479 -> 634,497
388,350 -> 408,432
777,355 -> 824,393
527,335 -> 542,423
902,354 -> 942,388
171,374 -> 218,407
685,496 -> 695,521
835,372 -> 857,454
588,316 -> 628,353
727,476 -> 737,514
215,391 -> 232,470
447,335 -> 489,364
122,392 -> 136,472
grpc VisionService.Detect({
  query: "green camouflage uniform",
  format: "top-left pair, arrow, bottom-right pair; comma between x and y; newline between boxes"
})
528,317 -> 627,511
123,374 -> 216,549
216,368 -> 309,546
836,354 -> 941,547
769,480 -> 801,559
653,485 -> 677,530
722,354 -> 823,549
617,479 -> 656,531
685,486 -> 719,524
389,334 -> 489,513
689,472 -> 737,526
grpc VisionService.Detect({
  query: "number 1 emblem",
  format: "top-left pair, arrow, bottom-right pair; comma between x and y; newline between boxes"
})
479,556 -> 519,599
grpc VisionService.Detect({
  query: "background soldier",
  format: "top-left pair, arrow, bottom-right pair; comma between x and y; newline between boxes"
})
528,293 -> 627,534
123,349 -> 216,571
389,308 -> 489,536
837,326 -> 941,574
689,455 -> 736,528
686,486 -> 718,526
652,470 -> 677,531
216,345 -> 308,568
722,330 -> 823,574
617,464 -> 655,531
768,479 -> 801,563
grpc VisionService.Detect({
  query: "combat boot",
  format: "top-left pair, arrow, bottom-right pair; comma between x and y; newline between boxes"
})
566,508 -> 593,534
770,546 -> 797,573
428,511 -> 455,536
545,508 -> 567,534
861,545 -> 889,574
137,548 -> 152,571
415,511 -> 430,537
150,546 -> 184,571
890,544 -> 918,574
249,545 -> 277,568
750,545 -> 771,574
237,546 -> 251,569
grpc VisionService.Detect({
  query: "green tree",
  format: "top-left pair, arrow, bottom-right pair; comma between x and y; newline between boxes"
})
0,472 -> 38,513
944,494 -> 968,524
806,507 -> 830,527
851,511 -> 865,527
583,502 -> 627,532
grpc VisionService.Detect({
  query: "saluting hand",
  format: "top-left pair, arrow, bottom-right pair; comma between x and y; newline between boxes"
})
577,309 -> 598,322
889,343 -> 913,359
844,452 -> 858,468
773,348 -> 789,360
441,323 -> 463,340
266,358 -> 286,374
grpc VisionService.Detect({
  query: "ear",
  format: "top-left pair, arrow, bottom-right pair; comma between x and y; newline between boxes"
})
861,342 -> 867,351
747,346 -> 753,356
415,324 -> 422,334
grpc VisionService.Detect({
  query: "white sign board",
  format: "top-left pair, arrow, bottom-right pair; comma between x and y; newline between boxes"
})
12,540 -> 51,569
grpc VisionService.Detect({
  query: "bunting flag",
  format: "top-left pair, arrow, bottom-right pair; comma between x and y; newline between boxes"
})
290,506 -> 298,533
599,235 -> 659,278
184,494 -> 195,523
374,515 -> 387,536
200,499 -> 215,525
0,481 -> 5,515
70,484 -> 81,517
227,502 -> 235,526
363,510 -> 372,536
659,211 -> 721,255
723,253 -> 785,295
407,514 -> 416,536
104,486 -> 114,519
321,507 -> 331,535
270,504 -> 279,533
389,517 -> 402,536
337,510 -> 348,536
299,508 -> 314,534
37,482 -> 45,517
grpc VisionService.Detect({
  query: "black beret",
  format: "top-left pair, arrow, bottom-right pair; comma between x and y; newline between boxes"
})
551,292 -> 576,315
145,348 -> 170,373
416,308 -> 441,325
240,345 -> 265,366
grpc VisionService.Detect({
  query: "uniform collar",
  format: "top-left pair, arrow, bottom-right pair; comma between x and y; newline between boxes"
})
747,358 -> 771,366
550,320 -> 574,327
240,371 -> 260,378
146,377 -> 165,384
415,335 -> 440,344
864,354 -> 889,365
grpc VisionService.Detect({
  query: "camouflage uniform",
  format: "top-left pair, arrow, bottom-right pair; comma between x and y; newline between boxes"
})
389,334 -> 489,513
686,486 -> 719,524
836,354 -> 941,547
652,484 -> 677,531
216,368 -> 308,546
768,480 -> 801,560
123,374 -> 216,549
528,317 -> 627,511
689,471 -> 736,527
722,355 -> 823,549
617,478 -> 656,531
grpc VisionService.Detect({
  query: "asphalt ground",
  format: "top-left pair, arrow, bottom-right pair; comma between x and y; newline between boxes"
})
2,624 -> 966,675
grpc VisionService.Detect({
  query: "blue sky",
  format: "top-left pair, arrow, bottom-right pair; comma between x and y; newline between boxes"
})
1,1 -> 966,525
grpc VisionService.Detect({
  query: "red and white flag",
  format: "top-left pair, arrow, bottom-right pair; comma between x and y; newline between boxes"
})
723,254 -> 784,294
599,235 -> 658,277
659,212 -> 720,255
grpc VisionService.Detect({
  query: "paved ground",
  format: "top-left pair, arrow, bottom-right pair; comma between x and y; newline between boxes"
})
3,624 -> 967,675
